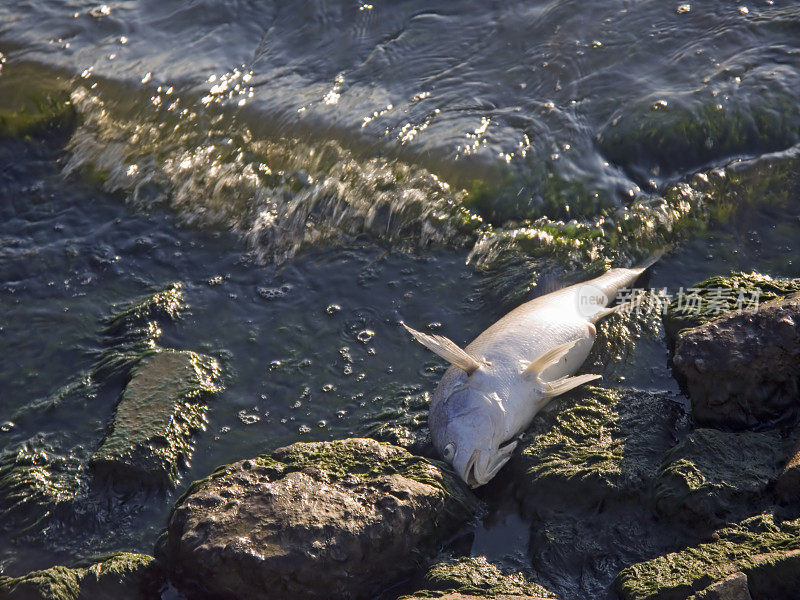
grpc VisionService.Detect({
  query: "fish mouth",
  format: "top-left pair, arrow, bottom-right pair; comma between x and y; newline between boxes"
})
463,440 -> 519,488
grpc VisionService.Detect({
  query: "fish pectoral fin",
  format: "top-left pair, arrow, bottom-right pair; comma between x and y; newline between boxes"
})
542,373 -> 602,399
522,339 -> 582,379
590,300 -> 637,324
401,322 -> 483,375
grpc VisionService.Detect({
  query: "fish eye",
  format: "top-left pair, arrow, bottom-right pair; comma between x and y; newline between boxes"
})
443,443 -> 456,460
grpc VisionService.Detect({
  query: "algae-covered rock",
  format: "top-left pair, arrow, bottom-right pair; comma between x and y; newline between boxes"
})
513,387 -> 689,599
158,438 -> 479,600
654,429 -> 791,529
670,292 -> 800,429
0,434 -> 83,536
399,555 -> 557,599
615,514 -> 800,600
0,553 -> 161,600
0,61 -> 76,140
90,349 -> 221,487
514,387 -> 684,510
663,272 -> 800,341
597,89 -> 800,182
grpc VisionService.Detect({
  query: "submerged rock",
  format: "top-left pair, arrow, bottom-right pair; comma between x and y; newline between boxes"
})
615,513 -> 800,600
158,438 -> 479,600
671,291 -> 800,429
0,434 -> 83,537
0,553 -> 161,600
0,61 -> 76,140
399,555 -> 557,599
654,429 -> 791,529
90,349 -> 221,488
512,387 -> 689,599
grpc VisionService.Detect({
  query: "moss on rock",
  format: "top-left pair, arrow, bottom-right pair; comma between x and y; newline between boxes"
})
0,553 -> 161,600
399,556 -> 557,599
615,514 -> 800,600
514,387 -> 684,510
90,349 -> 221,487
160,438 -> 479,600
597,90 -> 800,182
654,429 -> 791,529
663,272 -> 800,341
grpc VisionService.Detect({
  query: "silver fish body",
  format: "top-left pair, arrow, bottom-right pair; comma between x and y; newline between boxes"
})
405,262 -> 657,487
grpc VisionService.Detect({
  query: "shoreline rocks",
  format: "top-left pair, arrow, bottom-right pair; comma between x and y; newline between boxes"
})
512,387 -> 692,599
654,428 -> 792,529
671,292 -> 800,430
399,555 -> 558,599
615,513 -> 800,600
157,438 -> 479,600
0,553 -> 162,600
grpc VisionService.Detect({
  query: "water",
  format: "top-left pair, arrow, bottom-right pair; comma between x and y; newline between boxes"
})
1,1 -> 799,598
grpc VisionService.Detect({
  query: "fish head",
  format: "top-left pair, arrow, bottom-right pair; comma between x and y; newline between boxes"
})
430,381 -> 517,488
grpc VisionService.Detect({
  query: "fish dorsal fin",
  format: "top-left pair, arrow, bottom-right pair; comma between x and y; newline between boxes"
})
402,322 -> 483,375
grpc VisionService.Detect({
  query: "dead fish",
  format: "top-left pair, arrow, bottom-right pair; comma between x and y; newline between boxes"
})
403,257 -> 659,487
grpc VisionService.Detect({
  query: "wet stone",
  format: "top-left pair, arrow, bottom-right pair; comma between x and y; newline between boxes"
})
654,428 -> 792,529
157,438 -> 479,600
671,291 -> 800,430
615,514 -> 800,600
89,349 -> 221,488
512,387 -> 689,599
0,553 -> 161,600
513,386 -> 684,510
398,555 -> 558,599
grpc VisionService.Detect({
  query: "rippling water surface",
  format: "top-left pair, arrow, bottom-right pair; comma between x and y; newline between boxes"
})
1,1 -> 799,598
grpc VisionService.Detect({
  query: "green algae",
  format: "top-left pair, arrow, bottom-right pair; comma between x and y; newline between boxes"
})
615,514 -> 800,600
515,387 -> 682,509
175,438 -> 479,530
0,553 -> 160,600
0,61 -> 76,140
90,349 -> 222,487
400,555 -> 556,599
654,429 -> 790,528
663,272 -> 800,340
0,435 -> 84,536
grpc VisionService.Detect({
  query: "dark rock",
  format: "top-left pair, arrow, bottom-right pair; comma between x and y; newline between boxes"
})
89,349 -> 221,488
0,553 -> 161,600
158,438 -> 479,600
512,387 -> 690,599
775,439 -> 800,503
671,292 -> 800,429
398,555 -> 558,599
615,513 -> 800,600
361,389 -> 433,457
654,429 -> 791,528
664,273 -> 800,342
